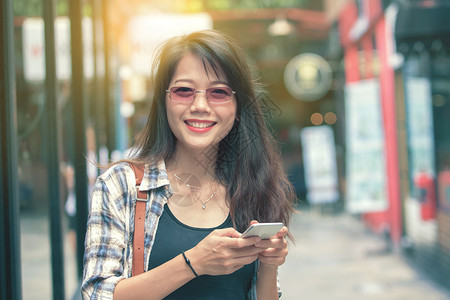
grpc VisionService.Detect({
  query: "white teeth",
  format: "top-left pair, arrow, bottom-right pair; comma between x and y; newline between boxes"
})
186,121 -> 215,128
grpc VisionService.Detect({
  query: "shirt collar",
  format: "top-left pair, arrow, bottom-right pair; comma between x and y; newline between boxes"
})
139,160 -> 171,192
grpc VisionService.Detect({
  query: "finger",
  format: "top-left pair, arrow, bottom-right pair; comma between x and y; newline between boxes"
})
231,253 -> 259,267
232,244 -> 265,257
258,255 -> 286,267
259,247 -> 287,257
228,236 -> 261,248
274,226 -> 289,238
217,253 -> 260,275
216,227 -> 241,238
250,220 -> 259,226
255,236 -> 287,248
258,248 -> 288,266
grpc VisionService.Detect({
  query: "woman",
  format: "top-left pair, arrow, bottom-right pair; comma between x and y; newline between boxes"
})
82,30 -> 295,299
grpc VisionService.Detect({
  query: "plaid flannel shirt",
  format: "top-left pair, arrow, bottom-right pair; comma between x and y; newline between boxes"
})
81,161 -> 280,299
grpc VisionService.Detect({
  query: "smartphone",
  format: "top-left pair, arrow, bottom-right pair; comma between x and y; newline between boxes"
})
240,222 -> 284,239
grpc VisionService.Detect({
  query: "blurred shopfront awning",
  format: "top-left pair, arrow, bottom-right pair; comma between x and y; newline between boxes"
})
395,2 -> 450,51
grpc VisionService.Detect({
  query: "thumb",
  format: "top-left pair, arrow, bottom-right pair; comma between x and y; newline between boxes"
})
275,226 -> 289,238
217,227 -> 241,238
250,220 -> 259,226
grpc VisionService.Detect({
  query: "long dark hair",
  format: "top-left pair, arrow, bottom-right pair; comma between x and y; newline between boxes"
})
129,30 -> 296,232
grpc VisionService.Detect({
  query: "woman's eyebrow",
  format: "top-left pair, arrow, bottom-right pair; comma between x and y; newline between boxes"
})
209,80 -> 230,86
173,79 -> 194,85
172,79 -> 230,86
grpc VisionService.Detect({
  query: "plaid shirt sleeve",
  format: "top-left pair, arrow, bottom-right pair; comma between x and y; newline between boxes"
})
81,165 -> 133,299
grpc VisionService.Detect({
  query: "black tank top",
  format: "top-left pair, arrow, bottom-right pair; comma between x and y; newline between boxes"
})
148,204 -> 256,300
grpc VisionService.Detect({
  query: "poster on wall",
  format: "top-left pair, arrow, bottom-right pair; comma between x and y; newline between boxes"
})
405,77 -> 435,179
300,125 -> 339,204
345,79 -> 388,213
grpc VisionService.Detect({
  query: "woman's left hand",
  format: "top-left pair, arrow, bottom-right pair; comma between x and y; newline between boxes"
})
251,220 -> 289,268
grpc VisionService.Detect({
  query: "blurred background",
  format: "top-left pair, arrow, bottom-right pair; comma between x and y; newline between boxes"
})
1,0 -> 450,299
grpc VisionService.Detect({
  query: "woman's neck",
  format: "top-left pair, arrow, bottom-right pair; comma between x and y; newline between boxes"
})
168,145 -> 218,185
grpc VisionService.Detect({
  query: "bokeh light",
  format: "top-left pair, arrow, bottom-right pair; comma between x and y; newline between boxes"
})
311,112 -> 323,125
324,112 -> 337,125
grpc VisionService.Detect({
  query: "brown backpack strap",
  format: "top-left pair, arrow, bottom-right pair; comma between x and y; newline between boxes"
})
129,163 -> 148,276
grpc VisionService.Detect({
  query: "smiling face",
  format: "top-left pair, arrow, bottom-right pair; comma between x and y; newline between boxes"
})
166,52 -> 237,153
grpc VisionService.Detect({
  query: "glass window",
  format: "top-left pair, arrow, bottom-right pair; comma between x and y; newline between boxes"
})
14,0 -> 83,298
15,5 -> 53,298
432,53 -> 450,211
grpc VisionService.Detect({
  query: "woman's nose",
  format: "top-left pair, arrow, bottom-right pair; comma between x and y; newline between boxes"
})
189,91 -> 211,113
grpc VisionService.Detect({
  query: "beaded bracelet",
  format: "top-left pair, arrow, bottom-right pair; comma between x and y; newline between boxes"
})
182,251 -> 199,278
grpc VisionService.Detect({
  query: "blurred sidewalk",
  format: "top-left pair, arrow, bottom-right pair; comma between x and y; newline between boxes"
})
20,212 -> 79,300
278,207 -> 450,300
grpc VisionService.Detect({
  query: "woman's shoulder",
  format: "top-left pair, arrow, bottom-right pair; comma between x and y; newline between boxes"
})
95,162 -> 136,194
99,161 -> 135,180
96,159 -> 165,190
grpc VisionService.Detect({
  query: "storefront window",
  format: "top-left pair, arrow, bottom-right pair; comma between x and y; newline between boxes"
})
431,53 -> 450,212
403,54 -> 436,196
404,50 -> 450,209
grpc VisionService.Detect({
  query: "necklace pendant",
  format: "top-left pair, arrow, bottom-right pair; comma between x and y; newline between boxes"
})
202,203 -> 206,209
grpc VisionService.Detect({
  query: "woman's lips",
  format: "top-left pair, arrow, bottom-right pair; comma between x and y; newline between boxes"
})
184,120 -> 217,133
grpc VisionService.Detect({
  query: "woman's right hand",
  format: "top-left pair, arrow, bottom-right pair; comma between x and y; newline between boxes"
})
185,228 -> 262,276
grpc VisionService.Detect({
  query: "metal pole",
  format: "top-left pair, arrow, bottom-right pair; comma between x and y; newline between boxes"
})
43,0 -> 66,298
91,0 -> 105,155
102,0 -> 115,153
0,0 -> 22,299
69,0 -> 89,280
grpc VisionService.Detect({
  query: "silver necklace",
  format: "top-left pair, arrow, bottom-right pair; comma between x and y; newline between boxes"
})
173,173 -> 216,209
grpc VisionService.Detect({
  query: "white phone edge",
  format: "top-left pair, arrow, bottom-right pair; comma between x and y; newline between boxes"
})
240,222 -> 284,239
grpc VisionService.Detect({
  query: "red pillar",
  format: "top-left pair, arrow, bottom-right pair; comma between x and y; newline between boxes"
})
375,16 -> 403,244
339,3 -> 359,83
338,0 -> 403,245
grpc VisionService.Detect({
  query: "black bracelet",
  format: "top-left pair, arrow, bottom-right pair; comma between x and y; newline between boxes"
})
182,251 -> 199,278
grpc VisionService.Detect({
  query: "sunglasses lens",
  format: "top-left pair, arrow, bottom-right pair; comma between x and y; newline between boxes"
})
207,88 -> 232,103
171,87 -> 195,102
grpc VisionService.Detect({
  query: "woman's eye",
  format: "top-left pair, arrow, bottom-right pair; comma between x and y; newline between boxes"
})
176,87 -> 192,92
211,88 -> 228,96
174,87 -> 194,95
